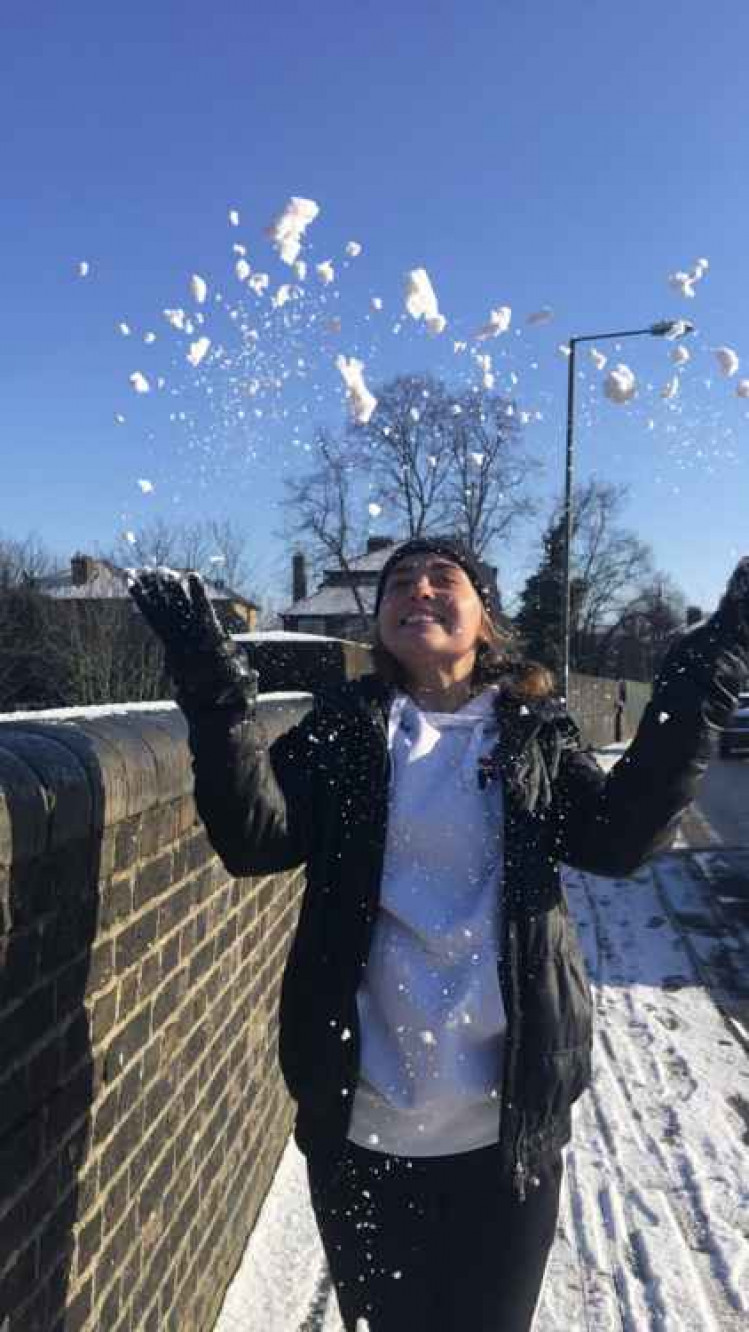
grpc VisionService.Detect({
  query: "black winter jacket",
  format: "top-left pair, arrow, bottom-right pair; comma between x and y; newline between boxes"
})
182,663 -> 723,1203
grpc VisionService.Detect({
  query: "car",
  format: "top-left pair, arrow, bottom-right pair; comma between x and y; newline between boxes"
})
719,691 -> 749,758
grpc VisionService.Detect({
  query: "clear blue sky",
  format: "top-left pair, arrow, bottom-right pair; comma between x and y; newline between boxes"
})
3,0 -> 749,613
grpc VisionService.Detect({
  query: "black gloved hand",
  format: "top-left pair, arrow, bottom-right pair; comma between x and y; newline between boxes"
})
127,569 -> 256,710
654,557 -> 749,728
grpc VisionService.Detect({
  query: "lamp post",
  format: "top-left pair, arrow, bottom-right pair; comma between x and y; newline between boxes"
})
561,319 -> 696,701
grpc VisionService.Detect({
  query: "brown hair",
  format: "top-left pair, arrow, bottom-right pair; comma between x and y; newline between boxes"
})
371,606 -> 556,702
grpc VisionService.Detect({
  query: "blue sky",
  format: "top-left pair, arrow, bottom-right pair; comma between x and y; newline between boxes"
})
3,0 -> 749,613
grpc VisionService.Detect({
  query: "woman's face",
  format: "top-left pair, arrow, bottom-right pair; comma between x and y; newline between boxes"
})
377,555 -> 484,676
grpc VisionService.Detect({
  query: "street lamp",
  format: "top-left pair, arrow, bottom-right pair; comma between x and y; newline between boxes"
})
561,318 -> 696,701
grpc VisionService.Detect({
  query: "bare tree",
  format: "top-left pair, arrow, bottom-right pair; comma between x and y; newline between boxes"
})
441,391 -> 539,556
0,532 -> 63,588
351,375 -> 455,537
350,374 -> 538,555
594,572 -> 687,681
556,480 -> 654,668
280,429 -> 370,631
106,517 -> 258,600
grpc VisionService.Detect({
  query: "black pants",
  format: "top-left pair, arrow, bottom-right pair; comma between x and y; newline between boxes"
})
307,1140 -> 563,1332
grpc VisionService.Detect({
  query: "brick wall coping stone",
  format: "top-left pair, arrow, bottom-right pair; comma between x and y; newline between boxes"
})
0,693 -> 313,866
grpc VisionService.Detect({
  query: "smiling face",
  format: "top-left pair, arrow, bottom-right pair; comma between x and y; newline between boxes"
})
376,554 -> 485,682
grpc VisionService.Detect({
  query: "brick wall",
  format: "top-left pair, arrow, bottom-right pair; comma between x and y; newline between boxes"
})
0,697 -> 312,1331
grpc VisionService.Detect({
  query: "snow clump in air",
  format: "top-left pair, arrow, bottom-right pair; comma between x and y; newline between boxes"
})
736,379 -> 749,399
661,376 -> 680,400
228,208 -> 240,227
273,284 -> 295,309
119,321 -> 131,337
190,274 -> 208,305
557,343 -> 571,357
670,345 -> 690,365
114,413 -> 126,425
144,331 -> 156,344
164,308 -> 187,331
475,353 -> 494,390
187,337 -> 211,368
336,355 -> 378,424
371,296 -> 383,311
345,241 -> 362,257
316,260 -> 335,285
603,364 -> 637,404
77,260 -> 90,277
129,372 -> 150,394
404,268 -> 447,334
664,320 -> 690,340
266,196 -> 320,266
137,478 -> 154,493
668,258 -> 708,300
476,306 -> 512,340
714,346 -> 739,377
249,273 -> 269,296
589,348 -> 607,371
526,306 -> 554,325
368,502 -> 382,517
235,258 -> 251,282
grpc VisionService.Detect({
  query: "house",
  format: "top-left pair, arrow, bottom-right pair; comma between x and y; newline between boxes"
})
281,537 -> 505,641
279,538 -> 402,640
38,553 -> 260,632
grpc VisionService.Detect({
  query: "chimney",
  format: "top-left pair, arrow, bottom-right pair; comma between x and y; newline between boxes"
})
366,536 -> 395,554
71,553 -> 96,586
292,552 -> 307,603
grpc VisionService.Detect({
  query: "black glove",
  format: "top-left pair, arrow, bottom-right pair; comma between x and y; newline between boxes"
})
653,557 -> 749,728
127,569 -> 257,711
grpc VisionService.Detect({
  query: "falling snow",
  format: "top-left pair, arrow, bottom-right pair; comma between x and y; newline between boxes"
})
190,273 -> 208,305
266,196 -> 320,266
603,363 -> 637,404
187,337 -> 211,367
404,268 -> 446,331
336,355 -> 378,425
526,305 -> 554,325
714,346 -> 739,378
475,306 -> 511,340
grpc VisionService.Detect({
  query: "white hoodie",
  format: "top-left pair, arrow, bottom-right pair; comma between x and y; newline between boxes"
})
348,687 -> 508,1156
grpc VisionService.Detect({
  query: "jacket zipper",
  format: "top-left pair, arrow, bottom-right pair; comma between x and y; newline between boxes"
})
505,914 -> 529,1204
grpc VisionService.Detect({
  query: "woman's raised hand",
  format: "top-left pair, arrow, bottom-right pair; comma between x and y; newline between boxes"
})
127,568 -> 255,707
127,568 -> 229,662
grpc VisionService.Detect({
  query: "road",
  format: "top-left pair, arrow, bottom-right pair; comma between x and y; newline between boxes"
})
694,745 -> 749,849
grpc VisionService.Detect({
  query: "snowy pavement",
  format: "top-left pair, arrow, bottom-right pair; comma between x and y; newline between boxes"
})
215,770 -> 749,1331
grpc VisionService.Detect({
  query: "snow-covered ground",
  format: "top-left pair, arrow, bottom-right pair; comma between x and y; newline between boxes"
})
215,760 -> 749,1331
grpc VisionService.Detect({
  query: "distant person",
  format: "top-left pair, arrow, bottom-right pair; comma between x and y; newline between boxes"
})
129,540 -> 749,1332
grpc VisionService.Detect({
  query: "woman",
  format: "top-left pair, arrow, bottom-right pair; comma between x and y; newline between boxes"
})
129,539 -> 749,1332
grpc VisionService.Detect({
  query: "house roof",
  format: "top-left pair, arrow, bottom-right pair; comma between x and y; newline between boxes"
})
321,540 -> 405,579
38,559 -> 258,607
282,583 -> 377,619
